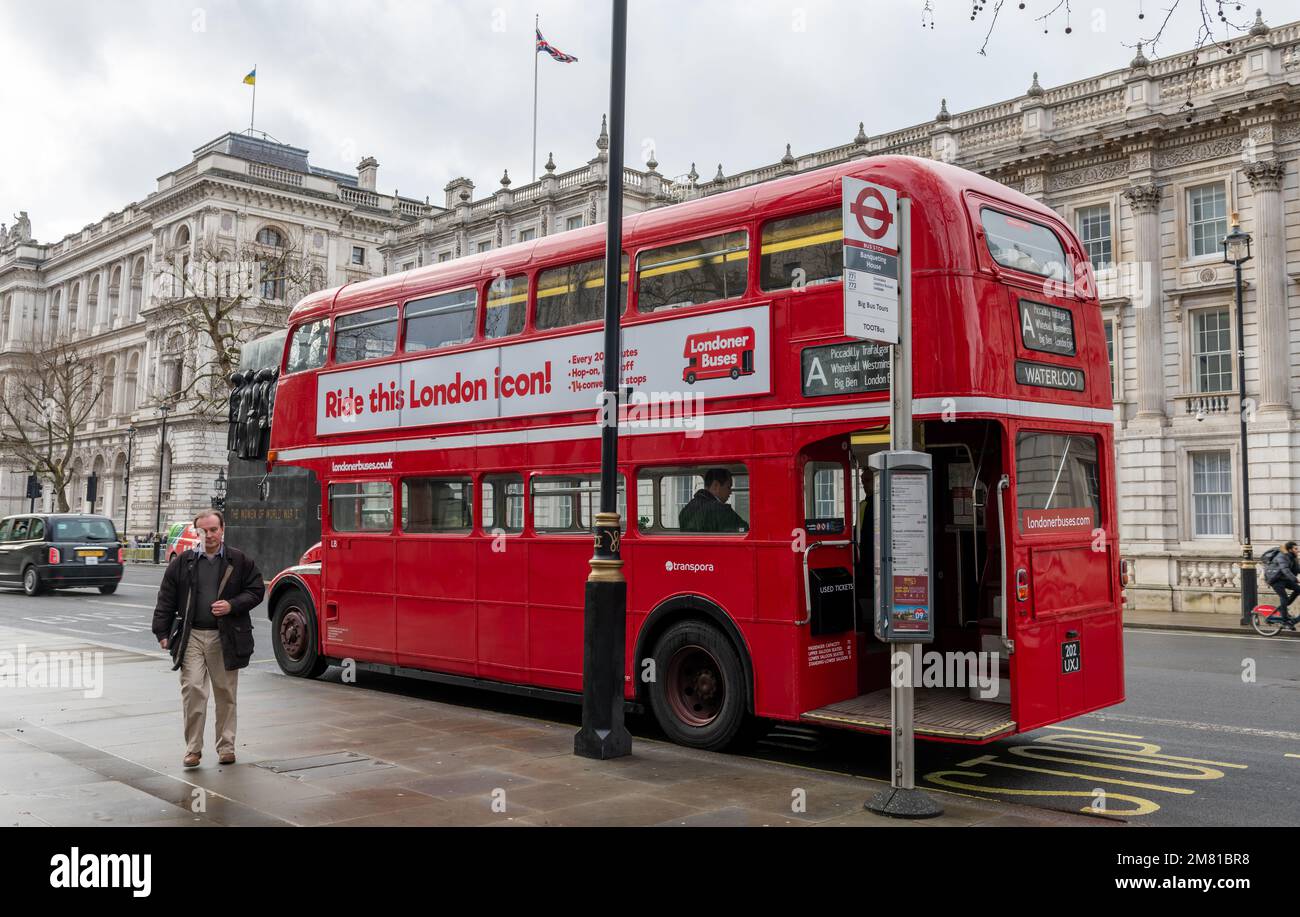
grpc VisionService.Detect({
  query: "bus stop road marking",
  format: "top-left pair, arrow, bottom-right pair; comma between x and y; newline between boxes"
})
949,754 -> 1193,794
1007,745 -> 1234,780
924,770 -> 1159,817
1034,734 -> 1249,770
1046,724 -> 1144,739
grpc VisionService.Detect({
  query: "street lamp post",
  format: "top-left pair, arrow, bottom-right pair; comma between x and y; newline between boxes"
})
122,425 -> 137,539
153,403 -> 171,564
212,468 -> 227,511
1222,212 -> 1255,625
574,0 -> 632,761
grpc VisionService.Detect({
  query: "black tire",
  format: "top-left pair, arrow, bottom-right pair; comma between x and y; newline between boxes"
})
21,566 -> 44,597
686,372 -> 697,385
98,583 -> 118,595
272,589 -> 328,677
647,619 -> 754,751
729,368 -> 740,380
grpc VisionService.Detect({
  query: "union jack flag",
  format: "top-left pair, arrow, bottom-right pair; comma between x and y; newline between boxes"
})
536,28 -> 578,63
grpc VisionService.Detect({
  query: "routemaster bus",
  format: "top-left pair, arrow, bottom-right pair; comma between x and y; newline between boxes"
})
260,154 -> 1122,751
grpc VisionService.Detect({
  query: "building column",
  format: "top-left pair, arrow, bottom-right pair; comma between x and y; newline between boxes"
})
1122,183 -> 1165,420
1245,159 -> 1289,414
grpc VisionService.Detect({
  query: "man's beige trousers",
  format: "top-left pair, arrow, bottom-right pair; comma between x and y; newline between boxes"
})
180,628 -> 238,756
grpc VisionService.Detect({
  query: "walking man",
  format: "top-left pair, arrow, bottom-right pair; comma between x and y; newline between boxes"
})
152,510 -> 264,767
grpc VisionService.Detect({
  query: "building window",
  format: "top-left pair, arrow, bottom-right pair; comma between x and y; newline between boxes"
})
1104,319 -> 1118,400
518,228 -> 536,243
566,215 -> 584,232
438,252 -> 452,263
256,227 -> 284,248
1192,308 -> 1232,393
1191,451 -> 1232,537
351,246 -> 365,266
1187,184 -> 1227,258
402,262 -> 415,272
1076,205 -> 1112,271
477,240 -> 493,253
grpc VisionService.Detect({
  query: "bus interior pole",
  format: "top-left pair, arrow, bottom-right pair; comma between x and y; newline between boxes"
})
574,0 -> 632,761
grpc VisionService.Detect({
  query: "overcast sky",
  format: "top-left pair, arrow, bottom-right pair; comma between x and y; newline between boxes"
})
0,0 -> 1279,242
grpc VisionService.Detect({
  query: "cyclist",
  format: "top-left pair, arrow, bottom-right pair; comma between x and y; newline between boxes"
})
1261,541 -> 1300,630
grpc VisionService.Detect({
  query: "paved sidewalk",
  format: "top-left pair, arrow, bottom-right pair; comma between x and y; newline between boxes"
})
1125,608 -> 1300,636
0,624 -> 1103,828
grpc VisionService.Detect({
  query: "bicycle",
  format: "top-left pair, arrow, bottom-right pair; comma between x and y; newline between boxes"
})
1250,603 -> 1299,637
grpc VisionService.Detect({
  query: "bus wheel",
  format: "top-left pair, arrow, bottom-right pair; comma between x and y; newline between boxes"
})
649,620 -> 750,751
729,368 -> 740,380
272,591 -> 328,678
686,372 -> 697,385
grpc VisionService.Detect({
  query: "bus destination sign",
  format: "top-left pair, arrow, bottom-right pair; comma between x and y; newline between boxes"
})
1019,299 -> 1076,356
800,340 -> 890,397
1015,360 -> 1085,392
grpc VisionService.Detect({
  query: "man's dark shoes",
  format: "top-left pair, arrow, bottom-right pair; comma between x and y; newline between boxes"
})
183,753 -> 201,768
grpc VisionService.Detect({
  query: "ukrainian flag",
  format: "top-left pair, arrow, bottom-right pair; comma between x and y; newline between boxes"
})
243,68 -> 256,86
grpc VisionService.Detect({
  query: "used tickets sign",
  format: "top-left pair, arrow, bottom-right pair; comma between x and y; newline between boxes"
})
316,304 -> 771,435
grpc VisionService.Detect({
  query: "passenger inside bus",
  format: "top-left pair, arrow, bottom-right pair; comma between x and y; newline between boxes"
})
678,468 -> 749,533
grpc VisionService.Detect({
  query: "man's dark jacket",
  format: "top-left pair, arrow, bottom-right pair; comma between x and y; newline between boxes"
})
678,489 -> 748,533
152,545 -> 265,671
1263,548 -> 1300,588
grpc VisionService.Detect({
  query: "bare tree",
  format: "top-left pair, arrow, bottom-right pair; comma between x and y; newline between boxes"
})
959,0 -> 1259,58
150,229 -> 320,420
0,339 -> 104,512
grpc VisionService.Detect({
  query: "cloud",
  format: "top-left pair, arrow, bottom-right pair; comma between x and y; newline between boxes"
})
0,0 -> 1257,241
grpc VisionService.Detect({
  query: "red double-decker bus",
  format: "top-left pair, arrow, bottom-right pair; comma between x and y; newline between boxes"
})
261,155 -> 1122,750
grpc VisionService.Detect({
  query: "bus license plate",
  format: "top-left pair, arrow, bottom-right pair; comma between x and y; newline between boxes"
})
1061,640 -> 1081,674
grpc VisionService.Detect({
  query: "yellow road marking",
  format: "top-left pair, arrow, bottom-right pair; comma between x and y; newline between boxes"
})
1009,745 -> 1232,780
1286,753 -> 1300,759
1036,733 -> 1248,769
925,769 -> 1159,816
953,753 -> 1193,794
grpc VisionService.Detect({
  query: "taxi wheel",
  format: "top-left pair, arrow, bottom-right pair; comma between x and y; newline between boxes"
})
648,619 -> 752,751
22,566 -> 45,596
272,590 -> 328,678
98,584 -> 118,595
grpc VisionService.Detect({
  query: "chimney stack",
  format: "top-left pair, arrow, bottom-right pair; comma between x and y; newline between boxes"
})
357,156 -> 379,191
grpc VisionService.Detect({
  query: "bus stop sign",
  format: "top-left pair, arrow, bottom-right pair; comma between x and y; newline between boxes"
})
869,450 -> 934,644
842,177 -> 900,345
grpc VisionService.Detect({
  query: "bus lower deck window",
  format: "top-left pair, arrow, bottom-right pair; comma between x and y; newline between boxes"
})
532,475 -> 626,533
402,478 -> 472,532
482,474 -> 525,533
636,464 -> 749,534
329,481 -> 393,532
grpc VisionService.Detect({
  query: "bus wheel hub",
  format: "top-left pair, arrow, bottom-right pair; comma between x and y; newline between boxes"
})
668,645 -> 724,727
280,609 -> 307,659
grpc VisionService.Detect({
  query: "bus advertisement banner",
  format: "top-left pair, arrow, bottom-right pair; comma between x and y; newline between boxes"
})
316,304 -> 771,435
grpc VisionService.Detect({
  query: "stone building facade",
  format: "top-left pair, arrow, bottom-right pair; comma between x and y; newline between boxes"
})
378,14 -> 1300,615
4,14 -> 1298,612
0,132 -> 417,534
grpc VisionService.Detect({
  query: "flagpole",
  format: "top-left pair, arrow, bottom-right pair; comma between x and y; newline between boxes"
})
532,16 -> 539,181
249,64 -> 257,135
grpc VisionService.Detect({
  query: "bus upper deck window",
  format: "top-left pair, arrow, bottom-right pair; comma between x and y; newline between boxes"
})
334,305 -> 399,365
286,318 -> 329,374
404,288 -> 477,352
535,256 -> 628,330
486,274 -> 527,338
761,209 -> 842,291
636,231 -> 748,313
981,208 -> 1073,284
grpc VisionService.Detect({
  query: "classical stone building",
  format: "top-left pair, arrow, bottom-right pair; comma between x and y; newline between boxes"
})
378,14 -> 1300,615
0,132 -> 417,533
4,14 -> 1298,612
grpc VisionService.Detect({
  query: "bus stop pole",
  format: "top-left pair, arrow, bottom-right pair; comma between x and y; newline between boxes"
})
867,197 -> 942,818
574,0 -> 632,760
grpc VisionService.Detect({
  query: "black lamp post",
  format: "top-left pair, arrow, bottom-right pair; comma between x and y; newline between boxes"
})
212,468 -> 227,511
122,425 -> 137,539
1222,212 -> 1255,625
574,0 -> 632,761
153,402 -> 171,564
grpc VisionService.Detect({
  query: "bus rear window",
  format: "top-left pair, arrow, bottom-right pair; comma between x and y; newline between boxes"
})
981,208 -> 1072,282
1015,433 -> 1100,534
761,208 -> 841,291
335,305 -> 398,365
636,230 -> 748,312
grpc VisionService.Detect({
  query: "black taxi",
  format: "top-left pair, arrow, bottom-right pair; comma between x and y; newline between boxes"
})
0,513 -> 124,596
